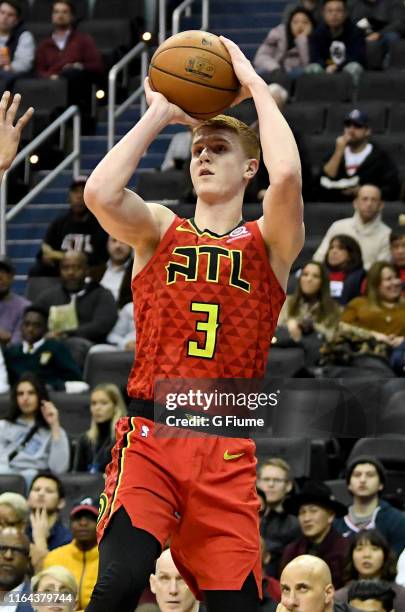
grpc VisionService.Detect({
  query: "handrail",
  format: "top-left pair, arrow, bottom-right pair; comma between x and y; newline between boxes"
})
108,42 -> 148,151
158,0 -> 167,44
172,0 -> 210,35
0,105 -> 81,255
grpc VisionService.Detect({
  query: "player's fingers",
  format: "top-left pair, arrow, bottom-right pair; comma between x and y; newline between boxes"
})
0,90 -> 11,122
5,92 -> 21,125
15,106 -> 34,132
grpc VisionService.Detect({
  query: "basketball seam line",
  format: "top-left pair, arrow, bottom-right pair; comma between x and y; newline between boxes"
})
152,45 -> 235,69
150,64 -> 239,93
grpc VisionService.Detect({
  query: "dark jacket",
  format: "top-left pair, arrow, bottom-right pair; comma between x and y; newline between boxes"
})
334,499 -> 405,556
15,578 -> 34,612
280,527 -> 350,588
73,425 -> 114,473
5,20 -> 28,61
26,517 -> 72,550
310,18 -> 366,67
349,0 -> 405,36
35,282 -> 118,343
36,29 -> 103,77
260,509 -> 301,577
4,338 -> 82,389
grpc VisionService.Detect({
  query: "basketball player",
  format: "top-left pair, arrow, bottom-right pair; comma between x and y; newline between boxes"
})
0,91 -> 33,183
84,37 -> 304,612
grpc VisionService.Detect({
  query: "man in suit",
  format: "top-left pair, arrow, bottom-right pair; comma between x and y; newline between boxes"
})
0,527 -> 32,610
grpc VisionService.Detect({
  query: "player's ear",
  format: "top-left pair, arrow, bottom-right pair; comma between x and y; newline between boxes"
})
244,158 -> 259,179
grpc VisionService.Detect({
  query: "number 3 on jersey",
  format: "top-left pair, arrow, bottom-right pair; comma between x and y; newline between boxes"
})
188,302 -> 220,359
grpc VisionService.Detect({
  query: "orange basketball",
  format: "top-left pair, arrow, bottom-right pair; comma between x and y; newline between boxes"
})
148,30 -> 240,120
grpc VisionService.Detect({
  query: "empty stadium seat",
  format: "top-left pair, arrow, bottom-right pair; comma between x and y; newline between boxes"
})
379,391 -> 405,435
25,276 -> 61,302
357,70 -> 405,102
59,472 -> 104,521
83,350 -> 133,393
253,437 -> 311,478
49,391 -> 91,437
28,0 -> 88,22
224,99 -> 257,125
372,134 -> 405,166
79,19 -> 130,66
14,77 -> 68,114
304,134 -> 336,171
388,39 -> 405,69
325,102 -> 387,134
284,103 -> 326,135
324,479 -> 352,506
0,474 -> 26,495
294,73 -> 354,103
348,437 -> 405,468
388,103 -> 405,133
265,347 -> 306,378
136,169 -> 192,202
304,202 -> 352,236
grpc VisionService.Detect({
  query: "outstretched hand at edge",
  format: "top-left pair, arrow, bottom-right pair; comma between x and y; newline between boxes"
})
0,91 -> 34,173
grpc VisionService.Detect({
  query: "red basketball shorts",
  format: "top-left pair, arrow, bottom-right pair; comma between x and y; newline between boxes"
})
96,416 -> 262,599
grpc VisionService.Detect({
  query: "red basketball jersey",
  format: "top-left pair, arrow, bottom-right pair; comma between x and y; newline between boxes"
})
127,217 -> 285,399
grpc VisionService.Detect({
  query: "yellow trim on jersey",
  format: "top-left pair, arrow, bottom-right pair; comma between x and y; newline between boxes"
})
109,417 -> 137,517
176,219 -> 244,240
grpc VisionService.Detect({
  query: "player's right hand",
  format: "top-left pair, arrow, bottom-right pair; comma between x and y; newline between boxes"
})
144,77 -> 200,128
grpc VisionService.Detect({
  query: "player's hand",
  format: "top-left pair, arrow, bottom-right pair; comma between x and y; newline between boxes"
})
219,36 -> 262,105
0,91 -> 33,171
144,77 -> 200,127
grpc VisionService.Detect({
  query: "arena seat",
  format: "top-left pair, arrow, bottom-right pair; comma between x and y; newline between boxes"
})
379,391 -> 405,436
388,103 -> 405,133
0,474 -> 26,496
325,102 -> 387,135
0,394 -> 8,419
59,472 -> 105,521
284,103 -> 326,135
83,350 -> 133,393
291,237 -> 319,271
136,169 -> 192,202
348,437 -> 405,468
294,72 -> 354,103
253,437 -> 311,478
49,391 -> 91,437
13,77 -> 68,125
304,202 -> 352,236
25,276 -> 61,302
28,0 -> 88,22
357,70 -> 405,102
388,39 -> 405,69
224,99 -> 257,125
92,0 -> 143,20
79,19 -> 131,64
304,134 -> 336,172
365,40 -> 385,71
372,134 -> 405,166
265,347 -> 306,378
324,479 -> 352,506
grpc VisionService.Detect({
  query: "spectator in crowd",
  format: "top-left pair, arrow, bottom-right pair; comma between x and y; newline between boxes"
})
314,185 -> 391,271
4,306 -> 83,390
161,128 -> 192,172
27,471 -> 72,572
149,548 -> 199,612
278,555 -> 335,612
283,0 -> 323,25
253,7 -> 314,80
281,481 -> 349,588
73,383 -> 126,473
339,262 -> 405,373
29,178 -> 109,280
306,0 -> 365,84
31,565 -> 78,612
390,225 -> 405,294
348,0 -> 405,47
335,456 -> 405,556
261,537 -> 281,611
323,235 -> 365,305
258,458 -> 301,578
277,261 -> 341,364
396,548 -> 405,588
99,236 -> 133,306
334,530 -> 405,608
319,110 -> 400,202
0,492 -> 29,531
35,0 -> 103,131
0,527 -> 32,610
35,250 -> 118,363
0,255 -> 30,346
0,0 -> 35,87
43,497 -> 99,610
0,374 -> 70,487
105,301 -> 135,350
347,579 -> 396,612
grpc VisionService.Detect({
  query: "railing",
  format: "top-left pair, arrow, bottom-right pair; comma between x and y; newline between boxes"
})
172,0 -> 210,35
0,105 -> 81,255
107,42 -> 149,151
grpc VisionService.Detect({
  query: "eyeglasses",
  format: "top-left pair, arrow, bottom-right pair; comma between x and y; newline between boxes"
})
0,545 -> 29,557
259,478 -> 287,484
0,520 -> 23,528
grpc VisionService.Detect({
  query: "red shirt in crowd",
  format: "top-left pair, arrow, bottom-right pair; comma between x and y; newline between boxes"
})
36,29 -> 103,77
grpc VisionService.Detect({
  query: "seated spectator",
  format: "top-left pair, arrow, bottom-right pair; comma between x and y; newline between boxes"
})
0,0 -> 35,87
306,0 -> 365,84
340,262 -> 405,374
323,235 -> 365,305
0,374 -> 70,487
349,0 -> 405,49
0,527 -> 32,608
73,383 -> 126,473
106,301 -> 135,350
253,7 -> 314,80
281,480 -> 349,588
0,346 -> 9,394
35,250 -> 118,363
43,497 -> 98,610
0,492 -> 29,531
4,306 -> 83,390
261,537 -> 280,611
35,1 -> 104,132
320,110 -> 400,202
99,236 -> 133,305
335,457 -> 405,556
0,255 -> 30,346
390,226 -> 405,296
283,0 -> 323,25
314,185 -> 391,271
27,471 -> 72,572
29,178 -> 109,280
150,548 -> 199,612
348,579 -> 396,612
277,261 -> 341,364
335,530 -> 405,609
279,555 -> 335,612
161,129 -> 192,172
258,458 -> 301,578
31,565 -> 78,612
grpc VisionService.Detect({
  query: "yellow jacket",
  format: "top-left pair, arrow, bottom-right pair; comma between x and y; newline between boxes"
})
43,540 -> 98,610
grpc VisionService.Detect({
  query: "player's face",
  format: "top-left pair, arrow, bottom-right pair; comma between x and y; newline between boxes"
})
391,236 -> 405,268
352,539 -> 384,579
90,390 -> 115,423
349,599 -> 386,612
34,575 -> 76,612
151,554 -> 197,612
52,2 -> 73,28
299,264 -> 322,297
354,186 -> 382,224
257,465 -> 291,505
327,239 -> 349,268
348,464 -> 383,499
323,0 -> 346,29
378,266 -> 402,303
190,127 -> 252,203
280,565 -> 332,612
298,505 -> 334,541
28,477 -> 62,513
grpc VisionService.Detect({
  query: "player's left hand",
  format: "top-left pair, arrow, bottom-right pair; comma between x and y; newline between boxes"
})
0,91 -> 33,171
219,36 -> 263,105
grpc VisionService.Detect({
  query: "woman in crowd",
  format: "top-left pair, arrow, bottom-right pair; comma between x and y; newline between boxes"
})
335,529 -> 405,609
323,235 -> 365,305
277,261 -> 341,364
32,565 -> 80,611
254,7 -> 314,79
0,492 -> 29,531
73,383 -> 126,473
0,373 -> 70,488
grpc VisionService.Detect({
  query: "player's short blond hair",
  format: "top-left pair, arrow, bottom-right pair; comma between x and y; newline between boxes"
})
193,114 -> 261,161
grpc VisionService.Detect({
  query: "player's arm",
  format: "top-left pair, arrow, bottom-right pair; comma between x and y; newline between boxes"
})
221,38 -> 304,290
0,91 -> 33,183
84,79 -> 200,250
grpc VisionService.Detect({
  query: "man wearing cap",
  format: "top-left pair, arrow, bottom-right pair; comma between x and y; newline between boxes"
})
29,178 -> 109,280
280,481 -> 350,589
0,255 -> 30,345
334,456 -> 405,556
43,497 -> 98,610
320,109 -> 400,202
313,184 -> 391,270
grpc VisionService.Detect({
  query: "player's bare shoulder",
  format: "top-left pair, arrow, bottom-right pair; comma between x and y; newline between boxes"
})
146,201 -> 176,240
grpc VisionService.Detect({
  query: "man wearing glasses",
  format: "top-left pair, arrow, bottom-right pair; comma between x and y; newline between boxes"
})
0,527 -> 32,611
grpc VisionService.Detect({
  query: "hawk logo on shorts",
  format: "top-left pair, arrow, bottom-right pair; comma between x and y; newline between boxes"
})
141,425 -> 149,438
223,450 -> 245,461
97,493 -> 108,525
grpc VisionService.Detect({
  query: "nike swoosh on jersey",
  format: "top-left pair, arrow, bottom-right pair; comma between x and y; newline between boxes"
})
223,450 -> 245,461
